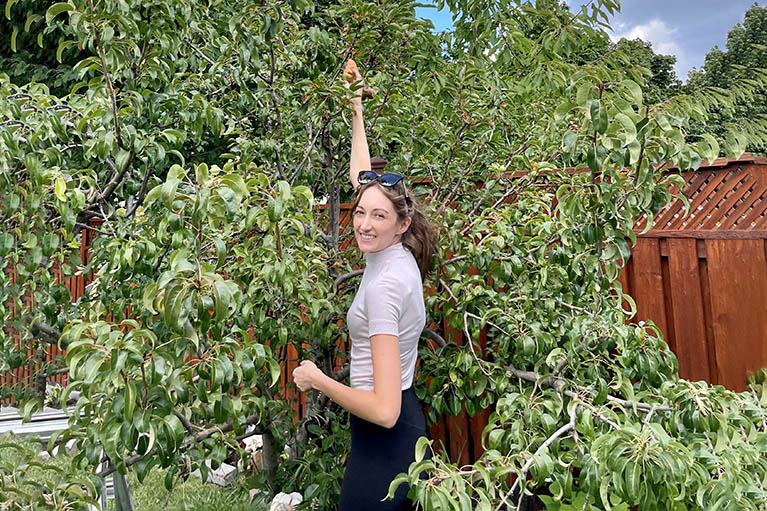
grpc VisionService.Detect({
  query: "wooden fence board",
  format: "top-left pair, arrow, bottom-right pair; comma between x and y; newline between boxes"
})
628,238 -> 668,338
666,239 -> 710,382
705,239 -> 767,391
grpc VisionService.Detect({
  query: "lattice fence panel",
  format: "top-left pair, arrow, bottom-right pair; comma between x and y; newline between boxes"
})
639,163 -> 767,232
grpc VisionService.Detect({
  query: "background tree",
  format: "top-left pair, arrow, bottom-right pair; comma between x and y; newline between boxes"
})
686,3 -> 767,154
2,0 -> 767,510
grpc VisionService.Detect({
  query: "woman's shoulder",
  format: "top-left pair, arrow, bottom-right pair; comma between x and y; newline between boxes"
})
371,251 -> 421,290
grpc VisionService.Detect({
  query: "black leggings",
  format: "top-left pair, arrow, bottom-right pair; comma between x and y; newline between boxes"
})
339,388 -> 430,510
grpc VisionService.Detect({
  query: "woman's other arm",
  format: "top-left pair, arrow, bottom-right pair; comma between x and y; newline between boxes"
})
292,334 -> 402,428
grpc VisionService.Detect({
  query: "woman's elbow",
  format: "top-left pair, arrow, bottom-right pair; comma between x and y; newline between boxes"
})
378,406 -> 401,429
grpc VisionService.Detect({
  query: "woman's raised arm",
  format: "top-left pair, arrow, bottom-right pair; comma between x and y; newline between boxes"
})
346,60 -> 371,191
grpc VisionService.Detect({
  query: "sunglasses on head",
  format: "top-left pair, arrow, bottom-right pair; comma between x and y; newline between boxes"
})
357,171 -> 409,199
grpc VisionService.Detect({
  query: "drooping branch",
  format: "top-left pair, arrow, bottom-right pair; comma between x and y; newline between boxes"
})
506,366 -> 672,414
495,408 -> 577,511
461,314 -> 672,414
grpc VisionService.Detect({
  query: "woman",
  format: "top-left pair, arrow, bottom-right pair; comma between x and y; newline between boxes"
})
292,61 -> 436,510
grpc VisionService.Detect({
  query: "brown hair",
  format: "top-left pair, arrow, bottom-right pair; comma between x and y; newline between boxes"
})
351,180 -> 437,277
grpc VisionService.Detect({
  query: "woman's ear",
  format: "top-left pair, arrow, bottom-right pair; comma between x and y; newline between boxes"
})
398,217 -> 412,235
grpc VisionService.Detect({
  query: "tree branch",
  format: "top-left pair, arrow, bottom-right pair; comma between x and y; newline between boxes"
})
506,365 -> 672,414
29,320 -> 66,348
332,365 -> 350,382
89,9 -> 125,151
495,409 -> 577,511
97,412 -> 269,478
334,269 -> 363,289
422,328 -> 446,348
184,38 -> 215,66
100,152 -> 134,203
125,161 -> 152,218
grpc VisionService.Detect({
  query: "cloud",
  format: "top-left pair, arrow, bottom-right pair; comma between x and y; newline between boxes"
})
610,18 -> 693,79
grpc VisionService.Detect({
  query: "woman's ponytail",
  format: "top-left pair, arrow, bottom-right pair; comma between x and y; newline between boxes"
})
402,201 -> 437,278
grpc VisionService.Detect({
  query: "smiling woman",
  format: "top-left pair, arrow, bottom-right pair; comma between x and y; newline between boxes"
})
291,59 -> 437,510
352,185 -> 411,254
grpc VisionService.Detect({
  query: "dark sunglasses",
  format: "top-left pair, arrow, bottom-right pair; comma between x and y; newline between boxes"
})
357,171 -> 409,199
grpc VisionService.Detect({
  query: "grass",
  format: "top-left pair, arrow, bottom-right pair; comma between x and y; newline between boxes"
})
108,467 -> 254,511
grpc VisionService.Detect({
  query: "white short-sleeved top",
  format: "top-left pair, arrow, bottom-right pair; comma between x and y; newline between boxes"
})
346,242 -> 426,391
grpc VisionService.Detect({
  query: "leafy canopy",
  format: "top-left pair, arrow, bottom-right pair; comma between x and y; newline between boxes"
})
1,0 -> 767,510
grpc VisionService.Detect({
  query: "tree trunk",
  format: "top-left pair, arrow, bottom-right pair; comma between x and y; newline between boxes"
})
261,429 -> 279,493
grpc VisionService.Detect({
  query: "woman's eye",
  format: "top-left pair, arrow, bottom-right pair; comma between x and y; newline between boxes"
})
375,214 -> 385,219
353,210 -> 364,216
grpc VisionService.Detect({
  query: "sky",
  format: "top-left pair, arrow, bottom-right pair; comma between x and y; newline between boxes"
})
415,1 -> 766,82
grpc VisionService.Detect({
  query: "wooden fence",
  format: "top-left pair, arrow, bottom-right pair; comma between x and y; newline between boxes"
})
618,154 -> 767,392
3,155 -> 767,466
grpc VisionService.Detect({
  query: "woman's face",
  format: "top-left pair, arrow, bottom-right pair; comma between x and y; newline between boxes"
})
352,185 -> 410,253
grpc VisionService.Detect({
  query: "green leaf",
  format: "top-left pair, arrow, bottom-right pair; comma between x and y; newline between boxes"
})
214,238 -> 226,268
54,177 -> 67,201
10,26 -> 17,52
164,413 -> 185,445
385,474 -> 409,500
195,163 -> 209,185
21,398 -> 42,422
213,280 -> 233,319
46,2 -> 74,25
115,149 -> 131,173
587,147 -> 599,172
621,80 -> 643,107
5,0 -> 18,20
0,233 -> 13,256
414,436 -> 431,462
277,180 -> 291,202
142,283 -> 159,315
267,358 -> 280,386
600,475 -> 613,510
614,113 -> 637,145
56,39 -> 75,63
162,178 -> 181,210
124,382 -> 136,421
24,13 -> 39,31
624,460 -> 640,502
554,100 -> 574,122
163,280 -> 188,332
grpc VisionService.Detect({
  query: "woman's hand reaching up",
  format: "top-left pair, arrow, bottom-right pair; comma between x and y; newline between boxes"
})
343,59 -> 375,111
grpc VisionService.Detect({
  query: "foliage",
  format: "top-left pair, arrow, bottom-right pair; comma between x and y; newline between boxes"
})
686,3 -> 767,154
0,433 -> 99,510
2,0 -> 767,510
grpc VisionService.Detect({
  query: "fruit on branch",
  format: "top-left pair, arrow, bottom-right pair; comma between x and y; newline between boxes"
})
344,59 -> 376,99
343,59 -> 359,83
